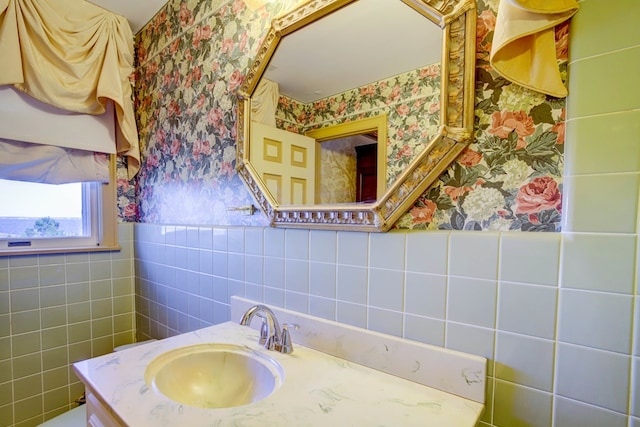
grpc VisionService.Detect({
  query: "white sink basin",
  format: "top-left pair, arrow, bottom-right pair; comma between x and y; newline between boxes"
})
144,343 -> 284,409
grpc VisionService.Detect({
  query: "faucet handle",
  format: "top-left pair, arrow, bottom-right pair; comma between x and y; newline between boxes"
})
278,323 -> 299,354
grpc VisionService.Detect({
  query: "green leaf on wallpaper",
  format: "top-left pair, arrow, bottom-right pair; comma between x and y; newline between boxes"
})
444,164 -> 480,188
529,103 -> 554,125
525,131 -> 557,156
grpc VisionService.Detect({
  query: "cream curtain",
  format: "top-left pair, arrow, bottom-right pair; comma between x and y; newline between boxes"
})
0,139 -> 110,184
251,79 -> 279,127
490,0 -> 579,98
0,0 -> 140,179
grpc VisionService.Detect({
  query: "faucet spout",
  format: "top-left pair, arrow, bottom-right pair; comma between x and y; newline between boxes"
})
239,305 -> 283,351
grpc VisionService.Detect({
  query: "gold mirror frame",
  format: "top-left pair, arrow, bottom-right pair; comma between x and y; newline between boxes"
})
237,0 -> 476,232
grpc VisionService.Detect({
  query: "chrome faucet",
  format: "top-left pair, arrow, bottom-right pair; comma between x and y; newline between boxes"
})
239,304 -> 297,353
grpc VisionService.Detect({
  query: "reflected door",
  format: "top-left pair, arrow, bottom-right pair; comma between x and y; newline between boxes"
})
250,122 -> 316,205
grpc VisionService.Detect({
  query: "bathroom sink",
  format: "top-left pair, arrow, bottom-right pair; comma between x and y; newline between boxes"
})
144,343 -> 284,409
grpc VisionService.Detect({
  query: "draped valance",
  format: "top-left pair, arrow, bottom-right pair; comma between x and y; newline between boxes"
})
0,0 -> 140,179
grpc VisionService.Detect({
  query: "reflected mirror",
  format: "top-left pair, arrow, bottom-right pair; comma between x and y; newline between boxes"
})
237,0 -> 477,231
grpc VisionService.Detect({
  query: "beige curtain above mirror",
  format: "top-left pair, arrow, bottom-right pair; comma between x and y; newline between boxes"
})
490,0 -> 578,98
0,0 -> 140,178
251,79 -> 280,127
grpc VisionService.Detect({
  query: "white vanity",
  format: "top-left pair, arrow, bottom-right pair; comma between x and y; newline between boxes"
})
73,297 -> 486,426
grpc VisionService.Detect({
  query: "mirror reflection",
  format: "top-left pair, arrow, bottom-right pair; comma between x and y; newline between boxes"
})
249,0 -> 442,206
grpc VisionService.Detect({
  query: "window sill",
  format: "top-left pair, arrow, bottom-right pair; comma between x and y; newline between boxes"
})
0,245 -> 122,257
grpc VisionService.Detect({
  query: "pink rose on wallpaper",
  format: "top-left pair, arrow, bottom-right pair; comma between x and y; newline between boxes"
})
428,102 -> 440,114
170,139 -> 181,156
221,38 -> 234,54
515,177 -> 562,214
137,45 -> 148,64
123,203 -> 137,219
207,107 -> 223,126
192,25 -> 211,48
396,144 -> 412,159
220,161 -> 234,178
488,110 -> 535,149
117,178 -> 130,192
147,152 -> 160,168
552,109 -> 566,145
228,69 -> 244,93
410,200 -> 437,224
168,100 -> 181,116
476,9 -> 496,56
179,3 -> 193,27
238,31 -> 249,53
444,185 -> 472,202
396,104 -> 410,116
360,84 -> 376,97
193,139 -> 211,158
145,61 -> 158,80
420,64 -> 439,78
456,147 -> 482,167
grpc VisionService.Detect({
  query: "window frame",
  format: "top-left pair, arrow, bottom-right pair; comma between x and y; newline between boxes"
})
0,155 -> 120,255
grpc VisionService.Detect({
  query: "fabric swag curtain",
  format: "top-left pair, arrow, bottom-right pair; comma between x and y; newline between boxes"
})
0,0 -> 140,179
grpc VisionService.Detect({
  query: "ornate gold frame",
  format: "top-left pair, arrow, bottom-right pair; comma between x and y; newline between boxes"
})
237,0 -> 477,232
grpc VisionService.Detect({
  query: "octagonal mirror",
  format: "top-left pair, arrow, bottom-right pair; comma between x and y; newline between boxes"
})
237,0 -> 476,231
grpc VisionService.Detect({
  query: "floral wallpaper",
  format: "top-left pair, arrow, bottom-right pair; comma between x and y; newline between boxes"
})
126,0 -> 566,232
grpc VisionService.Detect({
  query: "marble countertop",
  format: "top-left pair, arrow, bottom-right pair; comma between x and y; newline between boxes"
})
73,321 -> 484,427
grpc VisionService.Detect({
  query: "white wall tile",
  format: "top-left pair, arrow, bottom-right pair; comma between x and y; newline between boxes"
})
227,227 -> 244,254
449,232 -> 499,280
499,233 -> 560,286
404,314 -> 444,346
284,259 -> 309,293
559,289 -> 633,353
405,231 -> 449,275
263,257 -> 284,289
336,301 -> 367,328
336,232 -> 368,267
556,343 -> 631,413
447,277 -> 497,328
445,323 -> 495,376
368,268 -> 404,311
263,228 -> 284,257
493,380 -> 552,427
495,332 -> 555,391
404,272 -> 446,319
244,228 -> 264,256
370,232 -> 405,269
336,265 -> 367,304
309,230 -> 337,263
309,296 -> 336,321
554,396 -> 627,427
564,173 -> 640,233
632,356 -> 640,417
560,233 -> 637,294
498,282 -> 557,339
284,291 -> 308,313
227,253 -> 244,281
309,262 -> 336,298
212,228 -> 228,251
285,229 -> 309,260
244,255 -> 263,285
368,307 -> 402,336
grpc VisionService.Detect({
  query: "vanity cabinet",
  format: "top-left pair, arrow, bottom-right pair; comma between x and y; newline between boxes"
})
85,386 -> 123,427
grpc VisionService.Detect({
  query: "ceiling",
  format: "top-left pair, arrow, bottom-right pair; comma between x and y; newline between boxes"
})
90,0 -> 168,33
264,0 -> 442,103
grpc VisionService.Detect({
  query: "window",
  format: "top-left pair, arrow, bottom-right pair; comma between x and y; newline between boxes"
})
0,156 -> 118,254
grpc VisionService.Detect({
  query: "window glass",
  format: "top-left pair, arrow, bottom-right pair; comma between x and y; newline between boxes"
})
0,179 -> 88,238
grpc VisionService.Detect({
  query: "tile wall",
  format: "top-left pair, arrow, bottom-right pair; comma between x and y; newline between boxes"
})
0,224 -> 136,427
